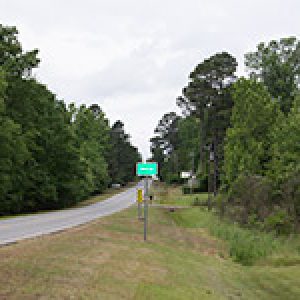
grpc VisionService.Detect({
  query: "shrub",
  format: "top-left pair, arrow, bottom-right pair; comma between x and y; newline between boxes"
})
198,175 -> 208,192
280,169 -> 300,222
228,174 -> 272,224
264,209 -> 294,235
166,173 -> 183,184
215,193 -> 227,216
182,186 -> 207,194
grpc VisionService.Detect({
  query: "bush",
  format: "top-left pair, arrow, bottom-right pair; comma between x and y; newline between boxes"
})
280,170 -> 300,222
264,209 -> 294,235
198,175 -> 208,192
215,193 -> 228,217
182,186 -> 207,194
228,174 -> 272,224
166,173 -> 183,184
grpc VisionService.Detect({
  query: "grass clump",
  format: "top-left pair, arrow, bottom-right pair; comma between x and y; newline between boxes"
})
171,208 -> 282,265
214,224 -> 278,265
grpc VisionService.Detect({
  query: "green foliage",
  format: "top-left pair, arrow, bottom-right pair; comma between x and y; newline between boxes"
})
150,115 -> 201,183
268,94 -> 300,185
223,173 -> 297,234
264,209 -> 294,235
0,24 -> 140,215
0,68 -> 29,214
4,78 -> 84,210
152,53 -> 237,186
172,208 -> 279,265
224,78 -> 280,184
165,173 -> 182,184
245,37 -> 300,114
182,186 -> 207,195
224,227 -> 277,265
0,24 -> 39,77
108,120 -> 141,185
152,35 -> 300,235
176,116 -> 201,173
227,174 -> 272,223
150,112 -> 181,181
265,95 -> 300,224
177,52 -> 237,121
72,105 -> 110,197
223,82 -> 300,231
177,52 -> 238,186
197,174 -> 208,192
279,170 -> 300,223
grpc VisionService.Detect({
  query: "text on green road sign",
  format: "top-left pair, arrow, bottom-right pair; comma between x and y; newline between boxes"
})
136,162 -> 158,176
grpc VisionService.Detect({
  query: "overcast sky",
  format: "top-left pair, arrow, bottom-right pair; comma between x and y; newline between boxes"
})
1,0 -> 299,159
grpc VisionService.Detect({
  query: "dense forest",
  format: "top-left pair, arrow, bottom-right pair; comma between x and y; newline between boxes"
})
151,37 -> 300,233
0,24 -> 141,215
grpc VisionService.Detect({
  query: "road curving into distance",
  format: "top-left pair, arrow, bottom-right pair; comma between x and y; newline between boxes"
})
0,183 -> 142,246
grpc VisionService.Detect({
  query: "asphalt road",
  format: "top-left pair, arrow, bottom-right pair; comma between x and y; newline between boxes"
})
0,183 -> 142,246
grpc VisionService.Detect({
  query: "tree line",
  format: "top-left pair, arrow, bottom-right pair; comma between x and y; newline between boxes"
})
0,24 -> 141,215
151,37 -> 300,233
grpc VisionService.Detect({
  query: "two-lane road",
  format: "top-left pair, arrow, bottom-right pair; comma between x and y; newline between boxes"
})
0,183 -> 141,245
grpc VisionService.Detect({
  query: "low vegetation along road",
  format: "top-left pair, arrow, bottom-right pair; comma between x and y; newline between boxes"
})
0,184 -> 140,245
0,183 -> 300,299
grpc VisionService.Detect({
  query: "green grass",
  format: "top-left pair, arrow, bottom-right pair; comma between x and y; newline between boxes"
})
1,205 -> 300,299
171,208 -> 284,265
151,183 -> 208,206
152,183 -> 300,266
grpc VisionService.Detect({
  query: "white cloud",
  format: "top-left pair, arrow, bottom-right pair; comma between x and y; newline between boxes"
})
1,0 -> 300,158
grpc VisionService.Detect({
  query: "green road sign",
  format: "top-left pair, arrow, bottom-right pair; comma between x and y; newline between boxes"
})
136,162 -> 158,176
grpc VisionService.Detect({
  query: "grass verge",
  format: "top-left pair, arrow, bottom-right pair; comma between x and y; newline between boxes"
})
151,182 -> 208,206
152,182 -> 300,266
171,208 -> 300,266
1,205 -> 300,299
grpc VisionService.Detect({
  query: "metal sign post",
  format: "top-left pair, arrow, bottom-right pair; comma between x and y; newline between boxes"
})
143,178 -> 149,241
136,162 -> 158,242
